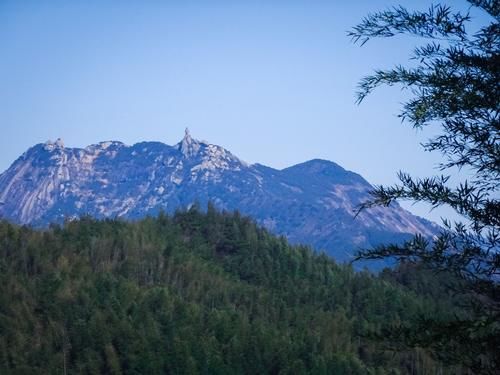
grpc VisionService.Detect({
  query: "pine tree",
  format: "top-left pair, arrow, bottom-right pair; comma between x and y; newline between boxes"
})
349,1 -> 499,372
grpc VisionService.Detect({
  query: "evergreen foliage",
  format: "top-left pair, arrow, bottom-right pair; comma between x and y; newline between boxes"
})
0,208 -> 466,374
349,1 -> 499,372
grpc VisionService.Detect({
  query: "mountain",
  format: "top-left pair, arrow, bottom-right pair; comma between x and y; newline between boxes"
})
0,129 -> 438,262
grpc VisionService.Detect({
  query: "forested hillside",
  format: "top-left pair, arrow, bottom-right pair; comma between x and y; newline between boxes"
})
0,207 -> 464,374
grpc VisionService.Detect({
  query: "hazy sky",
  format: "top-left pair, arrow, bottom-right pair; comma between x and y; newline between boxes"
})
0,0 -> 488,222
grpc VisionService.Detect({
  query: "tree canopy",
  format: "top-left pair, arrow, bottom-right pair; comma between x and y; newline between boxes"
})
0,209 -> 467,374
350,1 -> 499,373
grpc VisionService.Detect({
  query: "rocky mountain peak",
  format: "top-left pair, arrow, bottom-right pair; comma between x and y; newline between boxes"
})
0,136 -> 440,265
97,141 -> 124,149
43,138 -> 65,152
178,128 -> 201,158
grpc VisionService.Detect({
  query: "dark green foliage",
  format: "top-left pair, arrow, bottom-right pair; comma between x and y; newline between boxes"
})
0,209 -> 464,374
349,1 -> 499,372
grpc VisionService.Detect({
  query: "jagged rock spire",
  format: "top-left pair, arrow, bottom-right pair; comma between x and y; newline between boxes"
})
179,127 -> 200,157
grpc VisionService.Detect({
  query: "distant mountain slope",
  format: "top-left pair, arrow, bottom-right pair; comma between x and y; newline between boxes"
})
0,129 -> 438,261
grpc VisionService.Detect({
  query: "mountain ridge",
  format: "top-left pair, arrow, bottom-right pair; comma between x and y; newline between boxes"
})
0,129 -> 439,262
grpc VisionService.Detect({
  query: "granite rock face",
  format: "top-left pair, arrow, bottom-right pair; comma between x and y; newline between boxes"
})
0,129 -> 438,262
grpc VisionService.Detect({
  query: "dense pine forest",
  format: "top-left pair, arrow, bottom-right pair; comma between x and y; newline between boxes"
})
0,206 -> 471,374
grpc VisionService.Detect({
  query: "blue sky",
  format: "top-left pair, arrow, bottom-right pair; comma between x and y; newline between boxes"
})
0,0 -> 487,222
